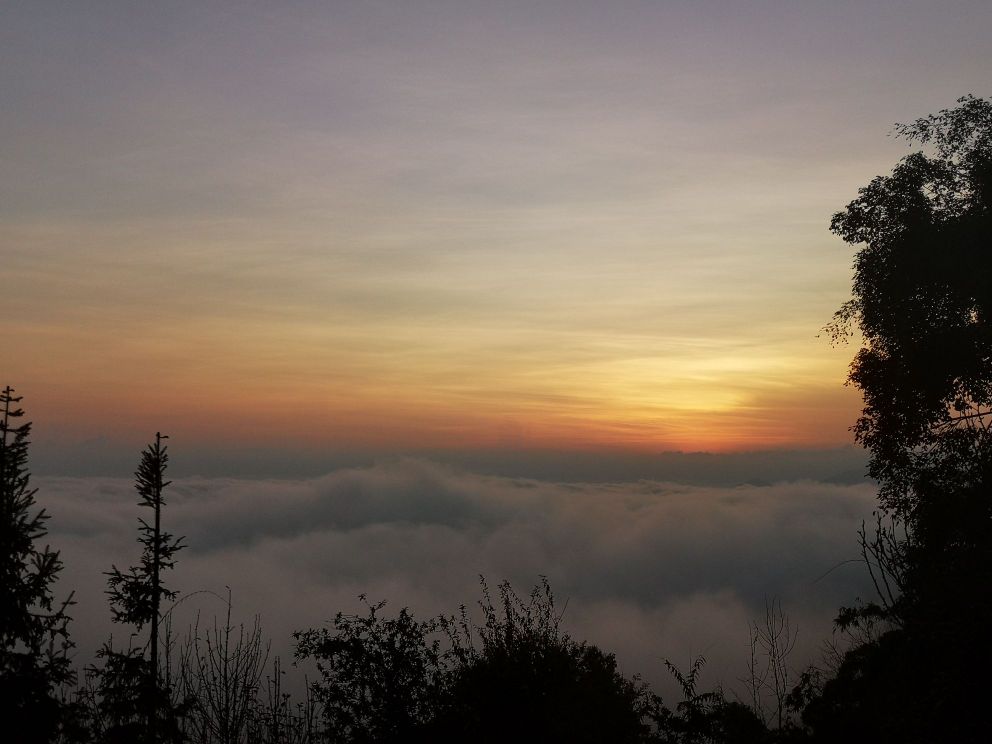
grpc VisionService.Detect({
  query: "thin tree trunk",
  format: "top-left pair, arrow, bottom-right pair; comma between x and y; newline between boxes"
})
149,431 -> 164,739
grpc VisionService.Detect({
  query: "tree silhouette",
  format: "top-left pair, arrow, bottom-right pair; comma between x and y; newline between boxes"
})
806,94 -> 992,743
91,433 -> 187,743
0,386 -> 75,743
294,595 -> 444,743
828,94 -> 992,517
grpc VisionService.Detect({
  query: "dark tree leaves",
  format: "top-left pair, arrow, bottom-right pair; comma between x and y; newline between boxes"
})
830,94 -> 992,516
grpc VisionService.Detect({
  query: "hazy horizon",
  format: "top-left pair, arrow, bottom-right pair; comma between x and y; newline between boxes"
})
29,426 -> 869,481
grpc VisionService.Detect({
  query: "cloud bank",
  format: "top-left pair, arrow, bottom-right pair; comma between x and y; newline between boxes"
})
39,459 -> 876,699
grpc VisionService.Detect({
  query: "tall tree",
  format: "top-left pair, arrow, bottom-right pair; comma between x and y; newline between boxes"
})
95,433 -> 186,743
828,94 -> 992,516
806,95 -> 992,743
0,386 -> 74,743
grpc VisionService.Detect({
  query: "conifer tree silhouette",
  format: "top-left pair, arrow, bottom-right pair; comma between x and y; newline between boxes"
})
0,386 -> 75,743
93,433 -> 186,743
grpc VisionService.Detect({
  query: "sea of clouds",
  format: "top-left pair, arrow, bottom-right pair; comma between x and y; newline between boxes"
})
38,457 -> 877,701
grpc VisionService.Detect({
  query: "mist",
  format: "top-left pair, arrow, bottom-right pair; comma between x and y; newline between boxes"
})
39,455 -> 876,700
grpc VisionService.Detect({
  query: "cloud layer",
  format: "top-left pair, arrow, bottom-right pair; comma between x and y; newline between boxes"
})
39,459 -> 876,700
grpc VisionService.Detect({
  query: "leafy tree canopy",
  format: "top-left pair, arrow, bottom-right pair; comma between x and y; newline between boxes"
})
808,95 -> 992,744
829,94 -> 992,515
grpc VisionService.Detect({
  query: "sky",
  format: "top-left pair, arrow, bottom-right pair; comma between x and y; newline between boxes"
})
4,0 -> 990,465
5,0 -> 991,706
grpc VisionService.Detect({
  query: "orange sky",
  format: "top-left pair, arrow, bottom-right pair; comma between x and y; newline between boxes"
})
3,2 -> 987,458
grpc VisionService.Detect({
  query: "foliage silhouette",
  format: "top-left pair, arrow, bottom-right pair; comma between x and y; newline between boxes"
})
429,578 -> 661,743
828,93 -> 992,516
89,433 -> 188,743
294,595 -> 443,743
296,578 -> 665,744
0,387 -> 75,743
66,437 -> 319,744
655,656 -> 770,744
805,94 -> 992,743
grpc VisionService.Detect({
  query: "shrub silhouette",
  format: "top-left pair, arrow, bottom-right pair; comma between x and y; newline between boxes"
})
294,596 -> 442,743
429,578 -> 660,743
655,656 -> 770,744
296,578 -> 664,744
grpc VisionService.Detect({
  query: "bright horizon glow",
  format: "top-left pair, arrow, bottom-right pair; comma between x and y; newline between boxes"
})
3,2 -> 989,458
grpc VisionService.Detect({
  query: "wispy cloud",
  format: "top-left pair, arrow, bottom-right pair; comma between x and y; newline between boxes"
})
6,2 -> 989,451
